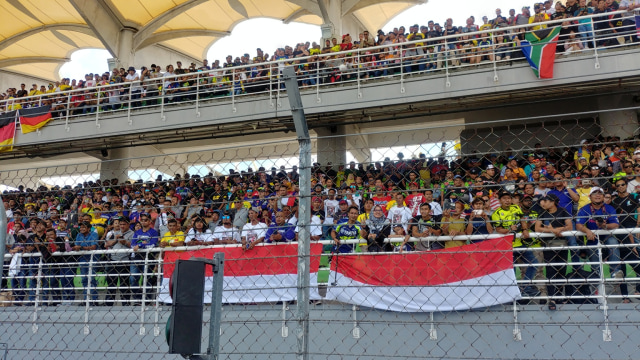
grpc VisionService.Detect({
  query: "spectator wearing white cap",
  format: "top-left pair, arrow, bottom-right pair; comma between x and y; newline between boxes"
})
575,187 -> 622,297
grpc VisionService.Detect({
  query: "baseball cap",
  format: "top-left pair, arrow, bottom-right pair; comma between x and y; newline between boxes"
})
486,164 -> 495,170
498,190 -> 512,199
589,187 -> 604,195
339,200 -> 348,205
541,193 -> 559,203
312,196 -> 322,203
454,175 -> 463,179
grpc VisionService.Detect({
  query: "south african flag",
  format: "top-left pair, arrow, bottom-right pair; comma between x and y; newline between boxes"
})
521,26 -> 562,79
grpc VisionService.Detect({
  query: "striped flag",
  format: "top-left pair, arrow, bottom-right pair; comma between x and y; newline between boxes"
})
325,236 -> 520,312
521,26 -> 562,79
18,105 -> 53,134
0,111 -> 17,153
158,243 -> 323,304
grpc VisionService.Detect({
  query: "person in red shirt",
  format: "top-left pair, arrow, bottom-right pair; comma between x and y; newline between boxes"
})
405,182 -> 427,217
371,179 -> 391,214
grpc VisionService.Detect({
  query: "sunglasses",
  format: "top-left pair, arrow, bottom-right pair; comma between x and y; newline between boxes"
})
222,216 -> 231,220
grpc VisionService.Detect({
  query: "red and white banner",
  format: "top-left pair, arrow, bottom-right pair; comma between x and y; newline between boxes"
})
325,236 -> 521,312
158,243 -> 323,304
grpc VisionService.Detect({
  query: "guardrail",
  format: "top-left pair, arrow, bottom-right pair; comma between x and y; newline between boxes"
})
2,227 -> 640,311
1,10 -> 638,134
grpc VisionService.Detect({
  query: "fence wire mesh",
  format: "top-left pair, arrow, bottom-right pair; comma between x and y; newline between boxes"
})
1,103 -> 640,359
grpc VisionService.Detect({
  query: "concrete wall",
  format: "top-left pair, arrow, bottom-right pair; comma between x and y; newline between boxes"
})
0,70 -> 52,95
1,303 -> 638,359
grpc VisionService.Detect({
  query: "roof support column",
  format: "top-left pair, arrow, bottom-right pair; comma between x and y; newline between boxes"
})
320,0 -> 362,40
598,95 -> 639,139
116,28 -> 135,69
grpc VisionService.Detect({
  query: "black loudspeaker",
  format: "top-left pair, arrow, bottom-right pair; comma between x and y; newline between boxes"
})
168,260 -> 206,355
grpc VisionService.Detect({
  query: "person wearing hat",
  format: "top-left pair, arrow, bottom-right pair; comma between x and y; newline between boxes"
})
124,66 -> 142,108
535,193 -> 573,309
575,187 -> 621,299
73,221 -> 100,303
492,191 -> 540,298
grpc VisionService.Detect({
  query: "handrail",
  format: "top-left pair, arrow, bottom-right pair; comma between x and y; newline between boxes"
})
5,226 -> 640,259
1,10 -> 637,115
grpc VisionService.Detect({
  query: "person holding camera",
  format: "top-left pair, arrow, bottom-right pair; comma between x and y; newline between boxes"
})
492,191 -> 540,298
103,217 -> 133,306
535,194 -> 573,309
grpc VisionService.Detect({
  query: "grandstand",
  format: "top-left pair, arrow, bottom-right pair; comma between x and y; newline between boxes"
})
1,1 -> 640,359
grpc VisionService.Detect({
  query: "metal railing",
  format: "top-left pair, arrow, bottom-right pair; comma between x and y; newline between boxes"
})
1,10 -> 638,133
2,227 -> 640,309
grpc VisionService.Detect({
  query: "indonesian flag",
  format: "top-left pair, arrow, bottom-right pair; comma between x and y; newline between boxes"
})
325,235 -> 520,312
158,243 -> 323,304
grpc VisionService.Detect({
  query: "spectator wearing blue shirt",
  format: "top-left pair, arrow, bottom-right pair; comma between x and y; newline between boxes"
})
130,212 -> 159,303
264,212 -> 296,243
73,221 -> 99,303
575,187 -> 621,297
331,206 -> 364,253
548,173 -> 581,258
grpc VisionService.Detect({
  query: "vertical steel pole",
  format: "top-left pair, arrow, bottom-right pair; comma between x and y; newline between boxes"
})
208,252 -> 225,360
282,66 -> 311,360
0,199 -> 6,291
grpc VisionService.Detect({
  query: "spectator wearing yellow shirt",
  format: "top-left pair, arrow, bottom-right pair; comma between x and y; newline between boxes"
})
28,84 -> 42,97
160,219 -> 185,247
529,3 -> 550,30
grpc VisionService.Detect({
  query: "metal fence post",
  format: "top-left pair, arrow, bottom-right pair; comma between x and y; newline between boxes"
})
282,66 -> 311,360
208,252 -> 225,360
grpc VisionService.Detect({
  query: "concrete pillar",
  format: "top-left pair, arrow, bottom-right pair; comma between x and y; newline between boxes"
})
322,0 -> 361,39
598,95 -> 639,139
99,148 -> 130,184
116,28 -> 135,69
315,126 -> 347,167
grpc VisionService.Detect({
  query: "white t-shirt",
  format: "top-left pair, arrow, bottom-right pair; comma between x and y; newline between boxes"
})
386,205 -> 412,232
295,215 -> 322,237
628,179 -> 640,194
429,201 -> 443,216
534,187 -> 550,197
324,199 -> 339,225
125,73 -> 142,92
241,222 -> 268,242
185,228 -> 214,244
213,225 -> 240,243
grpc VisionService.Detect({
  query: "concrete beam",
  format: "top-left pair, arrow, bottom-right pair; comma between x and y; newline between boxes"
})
286,0 -> 323,18
342,0 -> 426,16
283,9 -> 313,24
135,29 -> 230,51
68,0 -> 123,56
132,0 -> 210,50
0,23 -> 94,51
0,57 -> 68,68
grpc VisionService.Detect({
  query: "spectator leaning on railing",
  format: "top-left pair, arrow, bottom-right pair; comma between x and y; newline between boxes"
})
2,3 -> 638,115
3,137 -> 640,306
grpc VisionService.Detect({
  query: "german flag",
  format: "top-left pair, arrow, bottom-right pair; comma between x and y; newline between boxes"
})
19,105 -> 52,134
0,111 -> 17,153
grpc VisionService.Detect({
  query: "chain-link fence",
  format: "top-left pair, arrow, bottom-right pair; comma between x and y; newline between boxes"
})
2,85 -> 640,359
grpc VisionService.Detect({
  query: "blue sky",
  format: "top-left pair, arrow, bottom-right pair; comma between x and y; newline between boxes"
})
59,0 -> 529,80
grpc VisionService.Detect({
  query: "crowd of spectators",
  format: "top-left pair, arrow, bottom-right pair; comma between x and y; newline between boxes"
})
3,135 -> 640,308
1,1 -> 638,116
